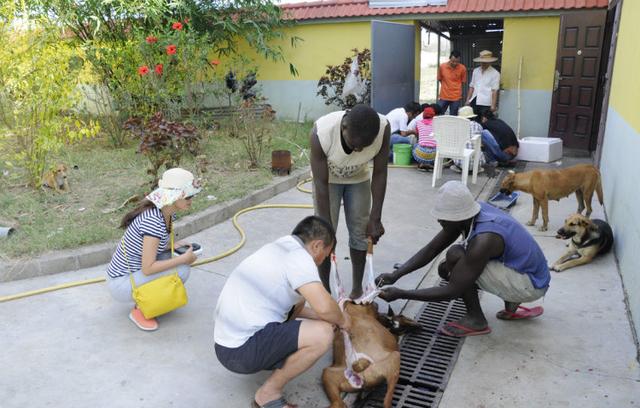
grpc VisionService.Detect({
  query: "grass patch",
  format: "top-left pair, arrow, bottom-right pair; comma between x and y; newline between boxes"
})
0,120 -> 312,260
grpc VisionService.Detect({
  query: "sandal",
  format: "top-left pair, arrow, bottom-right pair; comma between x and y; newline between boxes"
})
439,321 -> 491,337
496,305 -> 544,320
251,397 -> 298,408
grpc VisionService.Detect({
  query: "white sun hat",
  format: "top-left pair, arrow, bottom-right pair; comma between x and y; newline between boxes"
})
473,50 -> 498,63
146,168 -> 202,209
430,181 -> 481,221
457,106 -> 477,119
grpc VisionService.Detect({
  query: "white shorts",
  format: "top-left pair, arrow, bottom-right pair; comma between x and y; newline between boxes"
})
476,261 -> 548,303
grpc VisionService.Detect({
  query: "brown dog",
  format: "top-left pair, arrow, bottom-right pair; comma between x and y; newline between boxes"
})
42,163 -> 70,192
500,164 -> 603,231
551,214 -> 614,272
322,303 -> 419,408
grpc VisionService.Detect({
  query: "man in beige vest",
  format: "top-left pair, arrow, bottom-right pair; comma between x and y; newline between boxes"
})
310,104 -> 391,299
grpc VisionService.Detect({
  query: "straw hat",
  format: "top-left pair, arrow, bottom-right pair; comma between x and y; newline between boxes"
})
430,181 -> 481,221
473,50 -> 498,63
457,106 -> 477,119
146,168 -> 202,209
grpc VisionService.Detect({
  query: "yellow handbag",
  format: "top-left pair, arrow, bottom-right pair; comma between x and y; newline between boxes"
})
122,231 -> 188,319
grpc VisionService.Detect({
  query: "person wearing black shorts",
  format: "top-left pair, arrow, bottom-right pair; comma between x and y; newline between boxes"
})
214,216 -> 351,408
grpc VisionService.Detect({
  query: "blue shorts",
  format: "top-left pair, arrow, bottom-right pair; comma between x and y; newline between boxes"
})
215,320 -> 301,374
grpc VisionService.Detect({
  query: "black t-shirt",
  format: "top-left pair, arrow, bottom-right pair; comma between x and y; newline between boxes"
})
483,118 -> 519,149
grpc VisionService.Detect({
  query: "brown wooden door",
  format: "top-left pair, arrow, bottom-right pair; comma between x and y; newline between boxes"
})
549,10 -> 607,150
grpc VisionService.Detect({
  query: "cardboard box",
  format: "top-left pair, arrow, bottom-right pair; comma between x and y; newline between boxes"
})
516,137 -> 563,163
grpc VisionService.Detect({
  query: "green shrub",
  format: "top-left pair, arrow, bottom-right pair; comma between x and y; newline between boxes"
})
0,19 -> 99,188
124,112 -> 201,185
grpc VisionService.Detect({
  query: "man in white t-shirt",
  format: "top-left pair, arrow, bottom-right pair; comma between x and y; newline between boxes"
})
310,104 -> 391,300
386,101 -> 421,160
214,216 -> 350,408
465,50 -> 501,118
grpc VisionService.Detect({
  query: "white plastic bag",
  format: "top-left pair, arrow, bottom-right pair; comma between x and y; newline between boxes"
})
354,252 -> 381,304
342,56 -> 364,99
329,254 -> 346,301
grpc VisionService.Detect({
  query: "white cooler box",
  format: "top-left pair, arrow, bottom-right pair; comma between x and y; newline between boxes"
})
516,137 -> 562,163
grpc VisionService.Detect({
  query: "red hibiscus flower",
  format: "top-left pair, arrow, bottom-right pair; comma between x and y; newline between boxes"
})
138,65 -> 149,75
172,22 -> 183,30
210,59 -> 220,67
184,18 -> 190,24
154,64 -> 163,75
145,36 -> 158,44
166,44 -> 177,55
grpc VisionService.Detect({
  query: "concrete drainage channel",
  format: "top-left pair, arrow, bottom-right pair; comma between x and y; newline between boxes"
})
357,286 -> 467,407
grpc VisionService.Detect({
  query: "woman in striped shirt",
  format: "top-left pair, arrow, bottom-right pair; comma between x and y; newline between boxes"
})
106,168 -> 201,331
412,106 -> 437,171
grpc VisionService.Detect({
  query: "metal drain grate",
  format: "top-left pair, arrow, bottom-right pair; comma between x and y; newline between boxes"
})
359,280 -> 467,408
355,384 -> 441,408
399,299 -> 466,390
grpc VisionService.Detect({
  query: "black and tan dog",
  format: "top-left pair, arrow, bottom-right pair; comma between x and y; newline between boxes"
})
551,214 -> 613,272
500,164 -> 603,231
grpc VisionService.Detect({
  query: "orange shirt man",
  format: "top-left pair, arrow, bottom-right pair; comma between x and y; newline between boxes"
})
437,50 -> 467,116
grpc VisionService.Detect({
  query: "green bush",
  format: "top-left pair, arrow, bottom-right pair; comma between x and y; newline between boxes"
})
0,18 -> 99,188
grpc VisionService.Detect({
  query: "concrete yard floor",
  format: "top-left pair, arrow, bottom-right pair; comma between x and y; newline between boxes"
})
439,158 -> 640,408
1,161 -> 639,407
0,167 -> 488,408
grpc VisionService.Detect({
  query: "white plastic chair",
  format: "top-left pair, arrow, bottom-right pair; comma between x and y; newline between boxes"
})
431,116 -> 482,187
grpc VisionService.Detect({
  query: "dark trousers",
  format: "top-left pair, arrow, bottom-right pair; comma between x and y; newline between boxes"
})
469,98 -> 491,118
437,99 -> 461,116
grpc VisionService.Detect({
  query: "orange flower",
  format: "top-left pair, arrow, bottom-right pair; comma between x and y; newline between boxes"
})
210,59 -> 220,66
172,22 -> 183,30
154,64 -> 163,75
166,44 -> 177,55
145,36 -> 158,44
138,65 -> 149,75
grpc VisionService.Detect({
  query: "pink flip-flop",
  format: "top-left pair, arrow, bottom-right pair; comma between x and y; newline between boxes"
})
439,321 -> 492,337
496,305 -> 544,320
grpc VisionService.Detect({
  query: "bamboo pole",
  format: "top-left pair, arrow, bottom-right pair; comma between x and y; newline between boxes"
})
517,56 -> 523,139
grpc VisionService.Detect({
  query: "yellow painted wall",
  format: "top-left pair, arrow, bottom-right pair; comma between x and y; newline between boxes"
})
235,21 -> 371,81
609,0 -> 640,132
501,16 -> 560,90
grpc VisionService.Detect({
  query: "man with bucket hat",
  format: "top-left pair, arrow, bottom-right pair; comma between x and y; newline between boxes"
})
375,181 -> 550,337
465,50 -> 501,118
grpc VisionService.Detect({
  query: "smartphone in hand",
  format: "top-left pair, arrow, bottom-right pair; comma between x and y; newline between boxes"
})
174,243 -> 202,256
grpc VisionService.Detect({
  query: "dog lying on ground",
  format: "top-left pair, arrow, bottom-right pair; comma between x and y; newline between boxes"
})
551,214 -> 613,272
322,303 -> 419,408
500,164 -> 603,231
42,163 -> 70,192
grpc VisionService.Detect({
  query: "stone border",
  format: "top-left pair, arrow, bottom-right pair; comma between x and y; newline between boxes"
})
0,168 -> 311,283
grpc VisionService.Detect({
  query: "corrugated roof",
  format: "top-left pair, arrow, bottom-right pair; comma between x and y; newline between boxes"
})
280,0 -> 609,21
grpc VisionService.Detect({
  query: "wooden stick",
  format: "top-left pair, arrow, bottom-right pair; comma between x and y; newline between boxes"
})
517,56 -> 523,139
